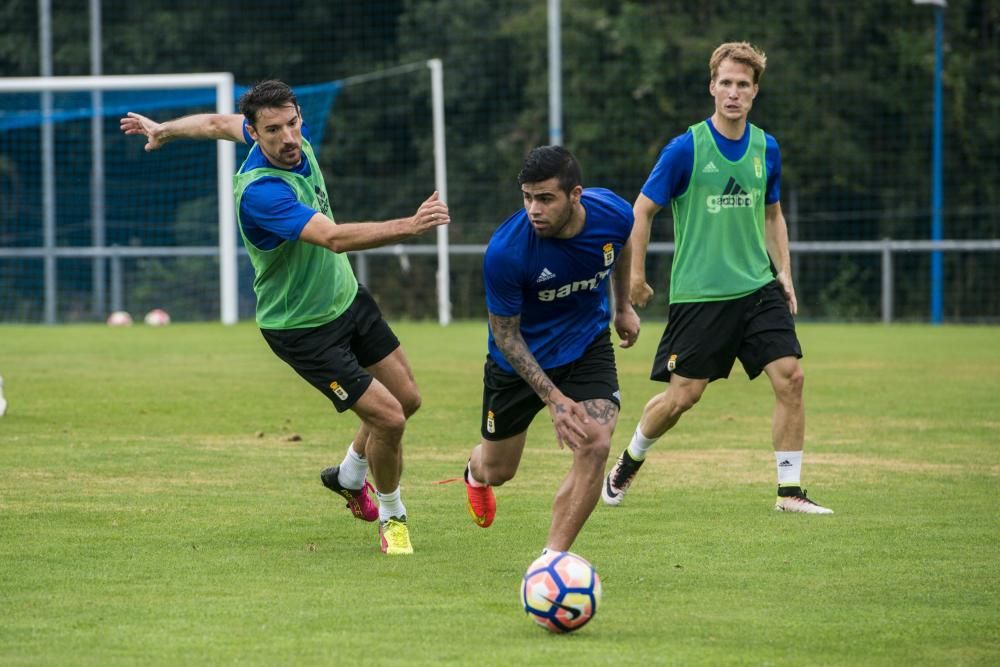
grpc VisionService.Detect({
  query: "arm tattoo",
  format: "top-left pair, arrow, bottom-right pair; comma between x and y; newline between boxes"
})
489,312 -> 556,403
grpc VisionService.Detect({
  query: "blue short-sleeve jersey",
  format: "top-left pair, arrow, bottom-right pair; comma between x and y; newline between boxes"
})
641,118 -> 782,207
484,187 -> 634,372
238,123 -> 318,251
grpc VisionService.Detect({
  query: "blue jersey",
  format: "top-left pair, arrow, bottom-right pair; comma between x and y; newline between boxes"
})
484,188 -> 634,373
641,117 -> 782,207
238,123 -> 318,250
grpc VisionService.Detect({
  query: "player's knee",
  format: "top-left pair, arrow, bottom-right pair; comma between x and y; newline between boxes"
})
576,436 -> 611,468
669,388 -> 702,414
790,366 -> 804,393
402,390 -> 421,418
482,463 -> 516,486
777,366 -> 804,402
370,406 -> 407,438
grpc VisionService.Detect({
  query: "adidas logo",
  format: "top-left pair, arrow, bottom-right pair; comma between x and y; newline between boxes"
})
702,161 -> 719,173
722,177 -> 747,196
778,459 -> 793,467
536,267 -> 556,283
706,177 -> 754,214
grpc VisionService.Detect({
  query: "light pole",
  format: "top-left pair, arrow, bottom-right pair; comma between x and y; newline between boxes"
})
914,0 -> 946,324
547,0 -> 562,145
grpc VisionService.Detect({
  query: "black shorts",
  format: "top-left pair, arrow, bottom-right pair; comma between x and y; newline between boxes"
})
480,329 -> 620,441
651,281 -> 802,383
260,285 -> 400,412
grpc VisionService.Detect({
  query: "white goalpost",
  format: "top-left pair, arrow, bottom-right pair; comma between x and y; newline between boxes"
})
0,72 -> 238,324
336,59 -> 451,326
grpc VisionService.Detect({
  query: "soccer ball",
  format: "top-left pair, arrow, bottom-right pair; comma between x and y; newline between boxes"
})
143,308 -> 171,326
106,310 -> 133,327
521,550 -> 602,633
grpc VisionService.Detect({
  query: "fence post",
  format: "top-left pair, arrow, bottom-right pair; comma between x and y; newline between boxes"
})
110,247 -> 123,313
356,252 -> 369,288
881,238 -> 893,324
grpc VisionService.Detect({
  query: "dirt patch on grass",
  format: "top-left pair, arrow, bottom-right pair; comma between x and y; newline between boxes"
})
639,449 -> 999,485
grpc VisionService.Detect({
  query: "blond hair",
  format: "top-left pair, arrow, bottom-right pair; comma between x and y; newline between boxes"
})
709,42 -> 767,84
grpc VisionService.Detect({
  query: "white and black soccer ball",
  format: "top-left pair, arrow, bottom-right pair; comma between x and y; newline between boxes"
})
521,550 -> 602,633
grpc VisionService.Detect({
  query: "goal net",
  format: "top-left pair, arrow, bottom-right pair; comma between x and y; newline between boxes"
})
0,73 -> 340,324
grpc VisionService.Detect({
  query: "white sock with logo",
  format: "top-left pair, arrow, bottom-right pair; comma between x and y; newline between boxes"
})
775,451 -> 803,487
377,487 -> 407,522
626,425 -> 657,461
337,444 -> 368,490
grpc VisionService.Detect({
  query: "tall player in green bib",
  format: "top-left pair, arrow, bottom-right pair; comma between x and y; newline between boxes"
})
121,80 -> 451,553
603,42 -> 833,514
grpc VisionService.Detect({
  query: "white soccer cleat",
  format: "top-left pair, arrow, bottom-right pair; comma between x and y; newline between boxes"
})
0,376 -> 6,417
601,449 -> 644,507
774,488 -> 834,514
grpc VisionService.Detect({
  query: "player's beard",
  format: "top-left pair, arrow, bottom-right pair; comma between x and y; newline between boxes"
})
533,202 -> 573,238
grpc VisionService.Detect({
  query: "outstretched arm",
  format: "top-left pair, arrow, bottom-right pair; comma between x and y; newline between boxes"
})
297,191 -> 451,253
765,201 -> 797,315
488,312 -> 589,450
120,112 -> 246,151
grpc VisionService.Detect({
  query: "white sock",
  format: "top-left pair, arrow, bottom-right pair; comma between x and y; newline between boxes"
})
775,451 -> 803,487
337,444 -> 368,490
626,425 -> 657,461
466,460 -> 487,487
377,487 -> 406,522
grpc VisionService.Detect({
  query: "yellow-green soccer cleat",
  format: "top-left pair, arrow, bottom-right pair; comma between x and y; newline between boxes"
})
379,516 -> 414,555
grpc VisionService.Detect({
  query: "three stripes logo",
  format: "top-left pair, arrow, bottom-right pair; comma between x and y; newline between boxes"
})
706,177 -> 754,214
314,185 -> 331,216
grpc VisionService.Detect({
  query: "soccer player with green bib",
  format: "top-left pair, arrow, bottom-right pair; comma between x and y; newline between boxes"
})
603,42 -> 833,514
121,80 -> 451,553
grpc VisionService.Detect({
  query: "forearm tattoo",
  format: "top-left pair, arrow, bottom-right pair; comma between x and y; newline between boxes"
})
489,312 -> 556,403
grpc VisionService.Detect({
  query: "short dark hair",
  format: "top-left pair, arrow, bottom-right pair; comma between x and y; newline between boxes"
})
517,145 -> 582,193
238,80 -> 299,126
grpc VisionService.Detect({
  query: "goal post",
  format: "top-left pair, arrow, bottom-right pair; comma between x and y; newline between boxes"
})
0,72 -> 238,324
336,59 -> 451,326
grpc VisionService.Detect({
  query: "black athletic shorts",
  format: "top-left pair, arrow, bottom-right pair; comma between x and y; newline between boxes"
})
651,280 -> 802,383
260,285 -> 400,412
480,328 -> 620,441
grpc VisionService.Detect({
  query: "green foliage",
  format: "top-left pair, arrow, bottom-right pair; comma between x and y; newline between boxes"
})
6,1 -> 999,238
814,256 -> 878,321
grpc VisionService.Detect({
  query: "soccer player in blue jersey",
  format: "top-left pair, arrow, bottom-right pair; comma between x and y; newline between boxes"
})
603,42 -> 833,514
461,145 -> 641,552
121,80 -> 451,553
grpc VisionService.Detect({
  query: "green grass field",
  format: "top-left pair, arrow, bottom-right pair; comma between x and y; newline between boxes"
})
1,321 -> 998,665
